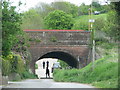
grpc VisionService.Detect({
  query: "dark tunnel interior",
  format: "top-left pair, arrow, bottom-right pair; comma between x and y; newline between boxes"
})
38,51 -> 78,68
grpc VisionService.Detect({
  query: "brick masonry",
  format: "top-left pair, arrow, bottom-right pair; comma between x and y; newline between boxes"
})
24,30 -> 91,73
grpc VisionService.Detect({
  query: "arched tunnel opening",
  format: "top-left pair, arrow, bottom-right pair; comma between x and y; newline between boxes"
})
38,51 -> 79,68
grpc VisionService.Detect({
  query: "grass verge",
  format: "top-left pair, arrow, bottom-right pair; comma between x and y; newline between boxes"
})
53,55 -> 118,88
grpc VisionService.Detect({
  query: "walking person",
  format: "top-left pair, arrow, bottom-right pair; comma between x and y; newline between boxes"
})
46,67 -> 50,78
42,61 -> 45,69
46,61 -> 49,68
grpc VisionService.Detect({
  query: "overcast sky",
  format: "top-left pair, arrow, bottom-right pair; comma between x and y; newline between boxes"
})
9,0 -> 107,12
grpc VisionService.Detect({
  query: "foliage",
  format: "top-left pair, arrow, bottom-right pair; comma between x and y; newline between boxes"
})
51,1 -> 78,17
44,10 -> 74,30
53,55 -> 118,88
2,53 -> 25,75
35,2 -> 55,18
35,64 -> 38,69
111,2 -> 120,41
29,38 -> 41,42
91,1 -> 102,11
21,9 -> 44,29
2,52 -> 37,79
92,78 -> 118,88
16,55 -> 25,74
50,36 -> 57,42
20,70 -> 38,79
35,1 -> 78,18
72,20 -> 88,30
78,3 -> 90,15
78,2 -> 109,16
113,2 -> 120,15
93,18 -> 105,31
100,2 -> 120,41
102,11 -> 119,40
1,1 -> 37,80
58,60 -> 69,69
2,58 -> 11,76
2,1 -> 23,56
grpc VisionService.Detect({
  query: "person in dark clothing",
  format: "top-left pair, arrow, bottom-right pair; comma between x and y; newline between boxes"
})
43,61 -> 45,69
46,61 -> 49,68
46,67 -> 50,78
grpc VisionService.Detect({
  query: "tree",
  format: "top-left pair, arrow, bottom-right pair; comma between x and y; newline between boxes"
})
78,3 -> 90,15
51,1 -> 78,17
44,10 -> 74,30
112,2 -> 120,41
0,1 -> 2,55
35,2 -> 55,18
21,9 -> 44,29
94,18 -> 105,31
35,1 -> 78,18
2,1 -> 23,56
102,2 -> 120,41
91,1 -> 101,11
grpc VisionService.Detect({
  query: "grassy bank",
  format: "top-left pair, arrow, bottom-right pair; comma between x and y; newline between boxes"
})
72,14 -> 107,30
53,55 -> 118,88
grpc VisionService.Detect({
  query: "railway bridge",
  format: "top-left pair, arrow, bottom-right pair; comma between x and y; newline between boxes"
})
24,29 -> 91,73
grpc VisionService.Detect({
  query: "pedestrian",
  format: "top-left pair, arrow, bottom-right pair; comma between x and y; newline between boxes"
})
46,67 -> 50,78
51,63 -> 54,73
46,61 -> 49,68
43,61 -> 45,69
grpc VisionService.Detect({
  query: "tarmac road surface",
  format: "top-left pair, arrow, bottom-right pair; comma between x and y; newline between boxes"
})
2,79 -> 95,88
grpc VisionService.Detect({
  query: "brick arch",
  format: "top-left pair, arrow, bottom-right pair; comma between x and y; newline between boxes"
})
38,48 -> 76,60
38,50 -> 79,68
29,46 -> 90,73
25,30 -> 91,74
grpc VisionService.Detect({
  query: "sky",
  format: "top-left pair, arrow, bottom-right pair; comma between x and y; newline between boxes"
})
9,0 -> 108,12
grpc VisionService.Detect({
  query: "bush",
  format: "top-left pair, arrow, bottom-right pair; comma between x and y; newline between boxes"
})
2,53 -> 25,76
20,70 -> 37,79
35,64 -> 38,69
17,58 -> 25,74
58,60 -> 69,69
2,58 -> 11,76
44,10 -> 74,29
9,54 -> 25,73
2,53 -> 37,80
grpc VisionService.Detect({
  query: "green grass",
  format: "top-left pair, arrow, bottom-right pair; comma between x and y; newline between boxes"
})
75,14 -> 107,22
53,55 -> 118,88
92,78 -> 118,88
72,14 -> 107,30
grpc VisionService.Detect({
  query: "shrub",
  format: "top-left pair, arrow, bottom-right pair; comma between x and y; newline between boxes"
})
17,58 -> 25,74
44,10 -> 74,29
20,70 -> 37,79
35,64 -> 38,69
2,58 -> 11,76
58,60 -> 69,69
2,53 -> 25,76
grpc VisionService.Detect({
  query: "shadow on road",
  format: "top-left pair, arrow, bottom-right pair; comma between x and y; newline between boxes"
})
40,77 -> 53,79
